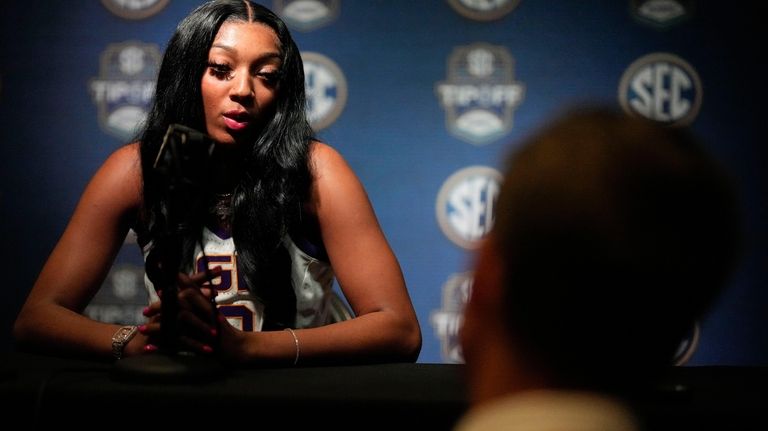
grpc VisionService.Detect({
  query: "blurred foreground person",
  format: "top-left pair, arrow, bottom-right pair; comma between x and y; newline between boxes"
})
456,107 -> 741,430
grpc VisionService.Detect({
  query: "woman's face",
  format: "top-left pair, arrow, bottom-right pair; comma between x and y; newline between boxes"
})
202,21 -> 282,146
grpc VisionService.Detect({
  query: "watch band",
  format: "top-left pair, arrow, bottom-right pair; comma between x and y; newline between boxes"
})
111,325 -> 138,359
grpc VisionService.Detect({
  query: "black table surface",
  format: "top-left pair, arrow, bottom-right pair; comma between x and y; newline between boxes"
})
2,351 -> 765,429
1,351 -> 468,428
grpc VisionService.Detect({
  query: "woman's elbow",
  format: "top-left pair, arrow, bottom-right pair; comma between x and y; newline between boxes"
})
396,316 -> 422,362
12,310 -> 36,350
13,301 -> 54,352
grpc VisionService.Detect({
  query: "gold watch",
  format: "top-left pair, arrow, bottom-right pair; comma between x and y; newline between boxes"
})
111,326 -> 138,359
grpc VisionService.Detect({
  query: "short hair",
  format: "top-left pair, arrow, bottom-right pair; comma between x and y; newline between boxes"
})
493,107 -> 742,389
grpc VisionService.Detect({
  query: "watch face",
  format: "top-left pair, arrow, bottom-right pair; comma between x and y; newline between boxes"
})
114,328 -> 128,341
112,326 -> 137,359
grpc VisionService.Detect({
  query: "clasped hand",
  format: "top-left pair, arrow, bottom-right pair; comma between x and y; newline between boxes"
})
138,266 -> 236,358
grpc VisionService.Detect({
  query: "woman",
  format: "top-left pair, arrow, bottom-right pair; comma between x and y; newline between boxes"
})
13,0 -> 421,365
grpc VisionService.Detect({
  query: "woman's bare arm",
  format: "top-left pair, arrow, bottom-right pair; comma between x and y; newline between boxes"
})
13,143 -> 147,359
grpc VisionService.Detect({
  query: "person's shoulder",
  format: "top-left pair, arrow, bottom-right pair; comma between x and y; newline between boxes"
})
99,142 -> 140,176
106,142 -> 140,164
309,141 -> 350,175
92,142 -> 142,203
310,140 -> 340,164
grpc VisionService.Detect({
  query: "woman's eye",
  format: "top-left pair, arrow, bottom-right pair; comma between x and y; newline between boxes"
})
208,62 -> 232,80
257,70 -> 281,85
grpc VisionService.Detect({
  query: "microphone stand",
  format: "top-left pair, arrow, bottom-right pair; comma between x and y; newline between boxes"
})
113,124 -> 223,382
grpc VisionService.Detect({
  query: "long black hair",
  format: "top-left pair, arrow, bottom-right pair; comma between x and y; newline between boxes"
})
138,0 -> 313,328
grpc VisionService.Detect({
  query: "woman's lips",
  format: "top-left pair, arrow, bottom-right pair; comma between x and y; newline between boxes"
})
223,112 -> 251,131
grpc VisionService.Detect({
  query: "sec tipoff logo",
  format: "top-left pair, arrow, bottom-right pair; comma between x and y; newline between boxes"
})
100,0 -> 169,20
302,52 -> 347,131
436,43 -> 525,145
630,0 -> 692,28
90,42 -> 160,141
274,0 -> 340,32
619,52 -> 702,126
430,272 -> 473,363
446,0 -> 521,21
436,166 -> 502,249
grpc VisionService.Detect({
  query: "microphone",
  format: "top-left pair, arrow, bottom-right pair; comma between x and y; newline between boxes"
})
150,124 -> 216,354
113,124 -> 223,382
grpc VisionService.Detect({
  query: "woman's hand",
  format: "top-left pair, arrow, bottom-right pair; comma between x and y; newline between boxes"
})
139,267 -> 234,356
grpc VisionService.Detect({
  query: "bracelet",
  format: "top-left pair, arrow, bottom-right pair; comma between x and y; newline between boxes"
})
111,325 -> 138,360
284,328 -> 300,366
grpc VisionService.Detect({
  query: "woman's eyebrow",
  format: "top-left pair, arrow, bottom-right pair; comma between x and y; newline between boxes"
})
210,44 -> 281,60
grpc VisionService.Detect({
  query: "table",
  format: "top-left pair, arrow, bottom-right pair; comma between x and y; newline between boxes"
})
1,351 -> 467,428
2,352 -> 765,429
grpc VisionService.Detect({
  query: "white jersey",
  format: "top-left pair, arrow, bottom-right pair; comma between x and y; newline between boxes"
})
143,227 -> 335,331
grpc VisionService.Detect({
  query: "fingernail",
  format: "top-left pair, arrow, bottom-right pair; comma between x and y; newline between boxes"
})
210,328 -> 218,337
202,345 -> 213,354
142,307 -> 150,316
144,344 -> 158,352
138,324 -> 147,333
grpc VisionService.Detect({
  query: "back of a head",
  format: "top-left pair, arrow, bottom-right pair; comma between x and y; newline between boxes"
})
494,107 -> 742,390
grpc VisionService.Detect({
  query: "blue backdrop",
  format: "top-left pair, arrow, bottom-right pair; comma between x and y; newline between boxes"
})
1,1 -> 765,365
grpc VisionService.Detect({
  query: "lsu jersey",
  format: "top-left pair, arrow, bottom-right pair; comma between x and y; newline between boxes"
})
143,227 -> 335,331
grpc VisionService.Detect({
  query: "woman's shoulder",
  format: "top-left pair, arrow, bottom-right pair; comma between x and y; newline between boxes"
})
305,140 -> 369,216
309,140 -> 340,166
103,142 -> 141,170
309,140 -> 353,179
91,142 -> 142,206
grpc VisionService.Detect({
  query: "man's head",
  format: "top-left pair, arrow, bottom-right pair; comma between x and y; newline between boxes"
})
461,107 -> 742,394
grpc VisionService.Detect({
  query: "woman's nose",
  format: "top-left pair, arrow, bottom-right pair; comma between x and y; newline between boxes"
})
230,73 -> 254,100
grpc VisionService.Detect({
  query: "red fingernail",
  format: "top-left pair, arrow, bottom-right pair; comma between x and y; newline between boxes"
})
142,307 -> 150,316
210,328 -> 218,337
144,344 -> 158,352
138,324 -> 147,333
202,345 -> 213,354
